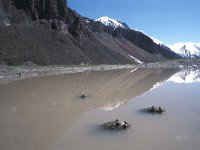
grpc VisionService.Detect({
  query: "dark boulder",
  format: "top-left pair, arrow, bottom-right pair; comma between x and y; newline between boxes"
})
144,106 -> 165,113
103,119 -> 131,130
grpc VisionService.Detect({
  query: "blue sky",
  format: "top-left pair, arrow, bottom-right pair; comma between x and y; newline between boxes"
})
68,0 -> 200,45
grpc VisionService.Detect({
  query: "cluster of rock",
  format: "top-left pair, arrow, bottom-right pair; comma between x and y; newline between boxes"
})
102,106 -> 165,130
103,119 -> 131,130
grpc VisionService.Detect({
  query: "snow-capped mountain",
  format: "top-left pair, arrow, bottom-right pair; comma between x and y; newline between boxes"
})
96,16 -> 129,29
141,34 -> 200,59
168,42 -> 200,58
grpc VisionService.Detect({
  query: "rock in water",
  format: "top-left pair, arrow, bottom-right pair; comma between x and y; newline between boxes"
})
144,106 -> 165,113
103,119 -> 131,130
81,94 -> 88,99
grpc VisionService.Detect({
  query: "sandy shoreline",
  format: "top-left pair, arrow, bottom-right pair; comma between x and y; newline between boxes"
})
0,59 -> 199,84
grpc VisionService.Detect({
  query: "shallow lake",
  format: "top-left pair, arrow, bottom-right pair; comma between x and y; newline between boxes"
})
0,67 -> 200,150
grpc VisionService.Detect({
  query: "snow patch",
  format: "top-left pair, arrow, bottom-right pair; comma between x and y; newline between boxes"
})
128,54 -> 144,64
3,20 -> 10,26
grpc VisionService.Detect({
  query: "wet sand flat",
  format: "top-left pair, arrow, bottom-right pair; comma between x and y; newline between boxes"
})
0,68 -> 200,150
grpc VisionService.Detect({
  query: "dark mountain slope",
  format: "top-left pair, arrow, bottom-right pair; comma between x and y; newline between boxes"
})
111,27 -> 179,59
0,0 -> 180,65
0,24 -> 135,65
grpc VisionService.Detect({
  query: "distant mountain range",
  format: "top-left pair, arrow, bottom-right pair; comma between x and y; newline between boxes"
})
0,0 -> 180,65
145,35 -> 200,59
168,43 -> 200,58
140,33 -> 200,59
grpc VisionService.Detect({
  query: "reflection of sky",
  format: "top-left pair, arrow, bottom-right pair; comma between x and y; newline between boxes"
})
168,69 -> 200,83
101,101 -> 124,111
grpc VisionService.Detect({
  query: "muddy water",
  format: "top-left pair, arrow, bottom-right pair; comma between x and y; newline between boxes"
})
0,68 -> 200,150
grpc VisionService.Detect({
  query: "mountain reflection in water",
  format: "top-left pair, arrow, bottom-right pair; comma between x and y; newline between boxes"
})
168,67 -> 200,83
2,67 -> 197,150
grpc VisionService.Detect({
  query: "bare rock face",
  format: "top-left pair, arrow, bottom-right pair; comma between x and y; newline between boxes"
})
11,0 -> 67,31
13,0 -> 67,20
50,19 -> 68,32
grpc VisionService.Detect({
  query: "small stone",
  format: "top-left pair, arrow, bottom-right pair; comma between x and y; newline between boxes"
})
81,94 -> 88,99
18,73 -> 22,78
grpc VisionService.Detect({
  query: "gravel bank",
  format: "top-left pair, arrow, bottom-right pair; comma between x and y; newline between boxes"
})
0,59 -> 200,84
0,65 -> 136,84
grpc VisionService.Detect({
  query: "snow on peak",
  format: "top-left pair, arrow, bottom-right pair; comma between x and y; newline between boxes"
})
150,36 -> 164,45
168,42 -> 200,58
96,16 -> 129,29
